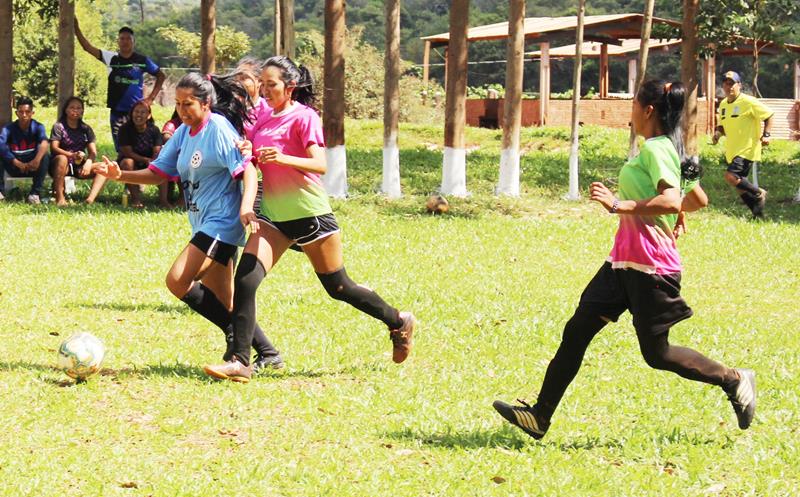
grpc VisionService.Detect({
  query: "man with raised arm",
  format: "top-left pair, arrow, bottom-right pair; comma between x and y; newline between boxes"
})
74,19 -> 166,152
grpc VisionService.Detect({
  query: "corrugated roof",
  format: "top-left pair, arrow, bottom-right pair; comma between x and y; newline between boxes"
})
526,38 -> 681,58
421,14 -> 681,44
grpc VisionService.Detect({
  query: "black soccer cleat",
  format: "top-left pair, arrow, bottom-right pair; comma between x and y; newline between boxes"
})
252,353 -> 285,373
493,399 -> 550,440
726,368 -> 756,429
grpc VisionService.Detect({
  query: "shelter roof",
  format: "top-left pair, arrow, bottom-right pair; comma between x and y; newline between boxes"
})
527,38 -> 680,58
421,14 -> 681,47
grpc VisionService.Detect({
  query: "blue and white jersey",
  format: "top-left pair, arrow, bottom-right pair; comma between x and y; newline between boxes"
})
149,113 -> 248,246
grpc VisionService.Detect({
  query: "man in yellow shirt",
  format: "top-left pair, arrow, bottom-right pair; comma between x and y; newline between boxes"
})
712,71 -> 773,218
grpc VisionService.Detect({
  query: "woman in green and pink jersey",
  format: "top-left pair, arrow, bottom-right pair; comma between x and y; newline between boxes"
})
204,56 -> 415,382
493,80 -> 756,440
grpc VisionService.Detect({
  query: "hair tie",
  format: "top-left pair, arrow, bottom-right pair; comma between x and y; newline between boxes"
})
206,74 -> 213,81
664,82 -> 672,94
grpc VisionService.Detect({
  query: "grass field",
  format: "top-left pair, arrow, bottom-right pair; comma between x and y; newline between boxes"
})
1,108 -> 799,496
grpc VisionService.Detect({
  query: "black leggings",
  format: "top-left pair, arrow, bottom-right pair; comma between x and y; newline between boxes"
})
534,312 -> 738,420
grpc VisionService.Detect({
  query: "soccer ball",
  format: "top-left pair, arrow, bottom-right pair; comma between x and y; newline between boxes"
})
57,333 -> 106,380
425,194 -> 449,214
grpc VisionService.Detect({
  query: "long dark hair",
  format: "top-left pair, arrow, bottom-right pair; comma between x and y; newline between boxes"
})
261,56 -> 316,108
58,96 -> 86,127
127,99 -> 155,128
175,72 -> 250,136
636,79 -> 702,181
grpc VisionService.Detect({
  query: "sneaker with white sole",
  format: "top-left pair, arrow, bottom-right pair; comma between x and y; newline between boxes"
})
26,194 -> 41,205
725,368 -> 756,429
203,358 -> 253,383
493,399 -> 550,440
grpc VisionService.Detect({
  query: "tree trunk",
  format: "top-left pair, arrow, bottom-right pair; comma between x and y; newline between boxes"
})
752,43 -> 761,98
566,0 -> 585,201
441,0 -> 469,196
680,0 -> 699,157
497,0 -> 525,196
280,0 -> 295,59
628,0 -> 654,159
274,0 -> 282,55
323,0 -> 347,198
200,0 -> 216,74
382,0 -> 401,198
58,0 -> 76,113
0,0 -> 12,126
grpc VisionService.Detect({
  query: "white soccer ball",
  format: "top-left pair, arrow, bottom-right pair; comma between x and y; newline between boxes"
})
57,332 -> 106,380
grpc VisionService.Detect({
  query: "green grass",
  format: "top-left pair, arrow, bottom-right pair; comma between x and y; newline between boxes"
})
1,112 -> 800,496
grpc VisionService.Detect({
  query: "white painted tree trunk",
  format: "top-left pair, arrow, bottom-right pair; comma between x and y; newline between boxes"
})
381,141 -> 401,198
323,145 -> 348,198
497,148 -> 520,196
441,147 -> 467,196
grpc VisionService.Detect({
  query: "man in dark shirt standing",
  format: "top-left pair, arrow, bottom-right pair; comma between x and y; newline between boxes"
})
74,19 -> 166,152
0,96 -> 50,204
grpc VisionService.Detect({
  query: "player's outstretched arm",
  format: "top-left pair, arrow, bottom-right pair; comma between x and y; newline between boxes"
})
94,156 -> 165,185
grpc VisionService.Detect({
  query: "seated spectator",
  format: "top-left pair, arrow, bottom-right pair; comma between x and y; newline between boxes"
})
50,96 -> 106,206
117,100 -> 165,208
0,96 -> 50,204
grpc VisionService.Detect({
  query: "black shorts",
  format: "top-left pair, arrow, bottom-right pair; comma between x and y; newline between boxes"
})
257,213 -> 340,246
576,262 -> 693,336
190,231 -> 238,265
726,156 -> 755,177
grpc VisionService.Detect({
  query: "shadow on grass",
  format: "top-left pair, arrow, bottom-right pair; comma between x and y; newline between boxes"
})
68,302 -> 191,314
384,427 -> 529,450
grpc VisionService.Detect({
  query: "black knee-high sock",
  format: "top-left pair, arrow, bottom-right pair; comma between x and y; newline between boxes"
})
316,267 -> 403,329
180,282 -> 278,359
735,177 -> 760,196
535,312 -> 608,420
230,254 -> 267,366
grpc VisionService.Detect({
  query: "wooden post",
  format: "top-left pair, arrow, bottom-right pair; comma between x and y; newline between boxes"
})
441,0 -> 469,196
705,54 -> 717,134
681,0 -> 700,157
274,0 -> 282,55
323,0 -> 347,198
382,0 -> 401,198
422,40 -> 431,88
567,0 -> 585,201
280,0 -> 295,58
627,58 -> 637,95
794,60 -> 800,101
58,0 -> 76,113
539,41 -> 550,126
0,0 -> 13,126
200,0 -> 216,74
498,0 -> 525,196
628,0 -> 654,159
599,43 -> 609,98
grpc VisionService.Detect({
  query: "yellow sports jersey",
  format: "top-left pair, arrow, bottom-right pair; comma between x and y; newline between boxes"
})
717,93 -> 773,163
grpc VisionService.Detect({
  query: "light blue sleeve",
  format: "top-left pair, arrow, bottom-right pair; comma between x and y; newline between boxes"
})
148,125 -> 182,180
214,118 -> 247,179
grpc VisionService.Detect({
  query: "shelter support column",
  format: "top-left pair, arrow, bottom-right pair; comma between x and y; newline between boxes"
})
599,43 -> 609,98
627,59 -> 636,95
539,42 -> 550,126
794,60 -> 800,101
423,40 -> 431,88
705,54 -> 716,134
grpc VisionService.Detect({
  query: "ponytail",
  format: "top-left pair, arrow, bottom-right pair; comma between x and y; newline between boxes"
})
175,72 -> 251,136
636,79 -> 703,181
262,56 -> 317,109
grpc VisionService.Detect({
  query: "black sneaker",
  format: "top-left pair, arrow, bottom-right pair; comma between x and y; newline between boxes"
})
726,368 -> 756,429
252,354 -> 285,373
492,399 -> 550,440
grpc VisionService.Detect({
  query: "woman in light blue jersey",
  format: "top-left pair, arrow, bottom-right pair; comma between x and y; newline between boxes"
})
94,72 -> 283,375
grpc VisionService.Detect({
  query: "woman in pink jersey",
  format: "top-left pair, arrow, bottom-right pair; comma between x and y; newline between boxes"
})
204,56 -> 415,382
493,80 -> 756,440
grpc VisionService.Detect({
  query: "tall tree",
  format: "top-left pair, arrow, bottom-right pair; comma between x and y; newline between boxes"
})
497,0 -> 525,196
323,0 -> 348,198
0,0 -> 12,125
200,0 -> 216,74
681,0 -> 700,157
628,0 -> 654,159
280,0 -> 295,58
381,0 -> 401,198
57,0 -> 75,113
567,0 -> 585,201
441,0 -> 469,196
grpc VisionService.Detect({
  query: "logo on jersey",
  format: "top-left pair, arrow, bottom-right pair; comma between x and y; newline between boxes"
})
190,150 -> 203,169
